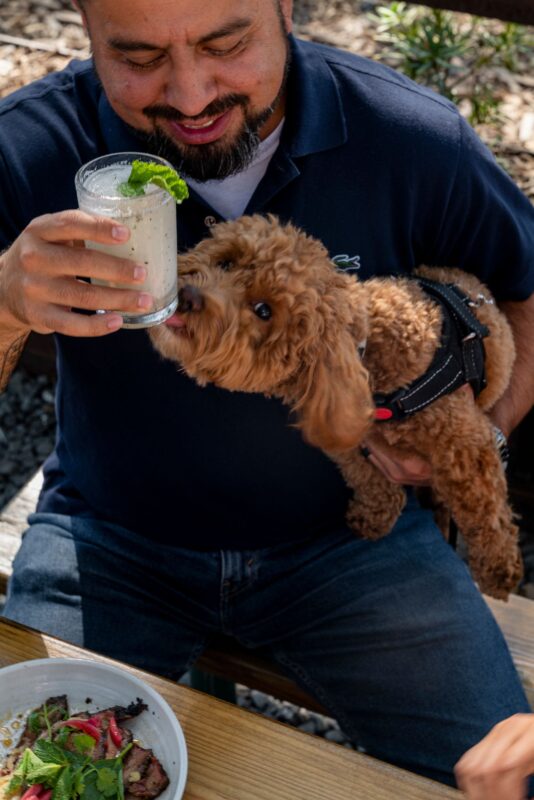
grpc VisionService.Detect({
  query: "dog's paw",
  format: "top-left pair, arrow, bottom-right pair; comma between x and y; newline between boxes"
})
471,547 -> 524,601
346,501 -> 403,541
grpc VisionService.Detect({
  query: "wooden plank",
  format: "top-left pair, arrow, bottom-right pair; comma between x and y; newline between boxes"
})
0,618 -> 461,800
485,594 -> 534,708
406,0 -> 534,24
196,640 -> 328,714
0,471 -> 43,594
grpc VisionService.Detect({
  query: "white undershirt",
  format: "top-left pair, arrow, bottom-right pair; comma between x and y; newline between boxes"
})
186,120 -> 284,220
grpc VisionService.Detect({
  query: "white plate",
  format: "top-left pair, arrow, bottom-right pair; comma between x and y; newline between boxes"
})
0,658 -> 187,800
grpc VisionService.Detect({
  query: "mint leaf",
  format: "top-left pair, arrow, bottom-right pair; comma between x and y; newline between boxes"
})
118,160 -> 189,203
26,761 -> 63,785
10,747 -> 33,786
52,767 -> 73,800
32,739 -> 70,766
28,710 -> 45,734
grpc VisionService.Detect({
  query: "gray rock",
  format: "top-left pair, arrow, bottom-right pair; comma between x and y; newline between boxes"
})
324,728 -> 348,744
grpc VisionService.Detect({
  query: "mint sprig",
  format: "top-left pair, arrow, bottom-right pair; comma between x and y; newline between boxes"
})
118,160 -> 189,203
7,742 -> 131,800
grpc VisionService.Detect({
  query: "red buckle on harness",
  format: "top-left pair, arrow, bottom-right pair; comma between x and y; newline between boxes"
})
375,407 -> 393,421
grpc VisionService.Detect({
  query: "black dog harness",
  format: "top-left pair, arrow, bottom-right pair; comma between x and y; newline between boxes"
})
372,277 -> 490,422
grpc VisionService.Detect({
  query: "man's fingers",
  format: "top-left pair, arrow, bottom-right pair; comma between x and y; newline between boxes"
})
34,304 -> 124,337
455,716 -> 534,800
365,447 -> 432,485
29,275 -> 153,314
26,210 -> 130,245
362,431 -> 433,486
19,239 -> 146,285
456,767 -> 528,800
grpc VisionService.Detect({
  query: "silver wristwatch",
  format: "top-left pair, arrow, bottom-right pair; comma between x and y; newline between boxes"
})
493,425 -> 510,470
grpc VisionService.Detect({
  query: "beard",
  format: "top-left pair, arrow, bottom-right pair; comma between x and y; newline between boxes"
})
136,59 -> 290,181
128,47 -> 291,182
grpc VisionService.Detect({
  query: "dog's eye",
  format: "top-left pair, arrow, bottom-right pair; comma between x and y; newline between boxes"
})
217,259 -> 232,270
252,302 -> 272,321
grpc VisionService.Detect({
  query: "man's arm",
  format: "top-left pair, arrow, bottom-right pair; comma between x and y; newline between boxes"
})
0,322 -> 29,393
490,293 -> 534,438
0,248 -> 30,393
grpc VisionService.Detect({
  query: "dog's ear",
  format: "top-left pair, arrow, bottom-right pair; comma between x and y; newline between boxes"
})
293,330 -> 374,453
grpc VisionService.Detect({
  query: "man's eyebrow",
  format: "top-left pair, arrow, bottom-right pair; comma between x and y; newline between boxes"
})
108,18 -> 252,52
197,18 -> 252,45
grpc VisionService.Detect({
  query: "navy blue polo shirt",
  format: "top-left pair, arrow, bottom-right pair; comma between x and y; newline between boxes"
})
1,37 -> 533,548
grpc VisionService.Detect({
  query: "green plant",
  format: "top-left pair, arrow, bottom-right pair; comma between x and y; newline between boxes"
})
369,2 -> 533,124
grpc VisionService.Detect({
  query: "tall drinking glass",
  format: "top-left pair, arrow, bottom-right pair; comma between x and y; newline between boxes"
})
75,152 -> 178,329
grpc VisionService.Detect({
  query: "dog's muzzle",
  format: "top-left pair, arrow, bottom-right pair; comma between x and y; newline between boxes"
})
177,285 -> 204,313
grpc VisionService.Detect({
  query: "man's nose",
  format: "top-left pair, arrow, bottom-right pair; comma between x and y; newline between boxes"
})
164,65 -> 218,119
177,285 -> 204,312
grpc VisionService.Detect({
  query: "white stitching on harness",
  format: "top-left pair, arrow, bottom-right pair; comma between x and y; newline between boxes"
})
402,354 -> 454,401
407,369 -> 463,412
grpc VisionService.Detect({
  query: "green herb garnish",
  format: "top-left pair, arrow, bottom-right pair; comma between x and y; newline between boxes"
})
7,742 -> 132,800
118,160 -> 189,203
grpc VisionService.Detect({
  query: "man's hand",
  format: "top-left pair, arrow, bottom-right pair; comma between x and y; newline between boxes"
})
362,434 -> 433,486
0,209 -> 153,338
362,386 -> 477,486
455,714 -> 534,800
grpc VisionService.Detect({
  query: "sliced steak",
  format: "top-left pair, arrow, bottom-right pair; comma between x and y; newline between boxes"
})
122,743 -> 153,785
4,695 -> 69,770
126,755 -> 170,799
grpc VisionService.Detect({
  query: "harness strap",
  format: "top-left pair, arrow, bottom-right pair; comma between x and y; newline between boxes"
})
373,278 -> 489,422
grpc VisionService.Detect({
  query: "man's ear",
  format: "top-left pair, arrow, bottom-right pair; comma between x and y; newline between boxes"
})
72,1 -> 88,33
278,0 -> 294,34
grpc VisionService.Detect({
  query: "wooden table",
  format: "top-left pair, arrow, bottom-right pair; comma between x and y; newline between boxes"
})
0,618 -> 460,800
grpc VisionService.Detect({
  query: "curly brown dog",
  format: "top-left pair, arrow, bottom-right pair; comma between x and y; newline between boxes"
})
150,214 -> 522,599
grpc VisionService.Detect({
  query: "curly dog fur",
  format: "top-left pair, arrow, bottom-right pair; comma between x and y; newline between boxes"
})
150,214 -> 522,599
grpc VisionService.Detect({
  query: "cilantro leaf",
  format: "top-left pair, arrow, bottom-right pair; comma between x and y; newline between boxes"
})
79,772 -> 101,800
118,160 -> 189,203
72,734 -> 96,756
96,767 -> 119,798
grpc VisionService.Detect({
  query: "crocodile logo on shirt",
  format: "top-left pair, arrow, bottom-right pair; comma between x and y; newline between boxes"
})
331,254 -> 361,274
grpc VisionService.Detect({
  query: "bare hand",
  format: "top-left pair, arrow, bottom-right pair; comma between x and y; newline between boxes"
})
363,386 -> 475,486
0,210 -> 152,337
455,714 -> 534,800
362,434 -> 433,486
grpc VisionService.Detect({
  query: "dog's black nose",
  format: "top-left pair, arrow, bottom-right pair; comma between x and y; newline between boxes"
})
177,285 -> 204,312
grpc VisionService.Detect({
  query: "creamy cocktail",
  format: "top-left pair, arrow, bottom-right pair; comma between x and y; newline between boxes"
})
75,153 -> 185,329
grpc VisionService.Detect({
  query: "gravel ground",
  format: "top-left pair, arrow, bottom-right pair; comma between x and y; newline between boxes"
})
0,366 -> 56,509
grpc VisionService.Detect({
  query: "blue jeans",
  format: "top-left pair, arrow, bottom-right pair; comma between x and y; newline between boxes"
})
3,501 -> 532,788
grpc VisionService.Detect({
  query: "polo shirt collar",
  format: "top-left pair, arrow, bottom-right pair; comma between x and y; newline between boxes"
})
284,35 -> 347,158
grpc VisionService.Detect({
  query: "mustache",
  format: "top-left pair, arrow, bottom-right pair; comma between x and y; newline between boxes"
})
142,93 -> 249,124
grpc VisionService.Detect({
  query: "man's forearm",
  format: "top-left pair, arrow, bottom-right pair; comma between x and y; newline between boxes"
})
0,326 -> 29,393
490,292 -> 534,437
0,248 -> 30,392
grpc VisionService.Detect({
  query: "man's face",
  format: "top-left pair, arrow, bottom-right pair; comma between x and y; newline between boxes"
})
78,0 -> 293,180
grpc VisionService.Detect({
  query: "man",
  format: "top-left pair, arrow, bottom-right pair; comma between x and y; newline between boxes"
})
1,0 -> 534,791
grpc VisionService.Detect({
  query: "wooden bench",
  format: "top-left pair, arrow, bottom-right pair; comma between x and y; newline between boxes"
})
408,0 -> 534,25
1,471 -> 534,712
